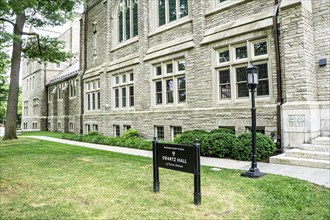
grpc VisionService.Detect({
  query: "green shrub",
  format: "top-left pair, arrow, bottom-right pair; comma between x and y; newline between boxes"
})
122,128 -> 140,139
232,132 -> 276,161
210,128 -> 235,135
200,132 -> 238,158
174,129 -> 208,145
86,131 -> 101,136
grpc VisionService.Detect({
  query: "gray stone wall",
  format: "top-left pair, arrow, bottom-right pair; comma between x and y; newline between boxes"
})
77,0 -> 283,141
313,0 -> 330,101
32,0 -> 329,150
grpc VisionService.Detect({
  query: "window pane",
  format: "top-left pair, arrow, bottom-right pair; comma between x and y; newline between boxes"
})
257,80 -> 269,96
97,92 -> 101,109
236,46 -> 247,60
122,74 -> 126,83
116,76 -> 119,84
173,126 -> 182,138
256,63 -> 268,79
254,42 -> 267,56
219,70 -> 231,99
125,0 -> 131,40
133,0 -> 138,37
130,73 -> 134,81
156,66 -> 162,76
129,86 -> 134,106
236,67 -> 247,82
178,77 -> 186,102
219,49 -> 229,63
236,67 -> 248,97
88,94 -> 91,110
156,126 -> 164,139
159,0 -> 166,26
122,87 -> 127,107
178,60 -> 185,71
166,63 -> 173,74
118,1 -> 123,42
179,0 -> 188,18
156,81 -> 162,104
92,93 -> 96,110
237,83 -> 249,97
115,89 -> 119,108
166,79 -> 174,103
169,0 -> 177,22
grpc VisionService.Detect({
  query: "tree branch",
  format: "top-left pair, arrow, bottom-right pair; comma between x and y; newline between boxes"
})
21,32 -> 42,56
0,18 -> 15,26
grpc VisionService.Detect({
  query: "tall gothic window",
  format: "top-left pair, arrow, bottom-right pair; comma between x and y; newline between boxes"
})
158,0 -> 188,27
118,0 -> 138,43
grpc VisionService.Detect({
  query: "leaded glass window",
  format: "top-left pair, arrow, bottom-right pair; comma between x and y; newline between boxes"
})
256,63 -> 269,96
219,49 -> 230,63
166,79 -> 174,104
153,59 -> 187,106
113,72 -> 134,109
155,126 -> 165,139
254,42 -> 267,56
118,0 -> 138,43
158,0 -> 189,27
159,0 -> 166,26
236,66 -> 249,98
156,81 -> 163,104
219,69 -> 231,99
178,77 -> 186,102
235,45 -> 247,60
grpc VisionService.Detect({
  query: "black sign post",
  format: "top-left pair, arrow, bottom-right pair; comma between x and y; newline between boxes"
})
152,138 -> 201,205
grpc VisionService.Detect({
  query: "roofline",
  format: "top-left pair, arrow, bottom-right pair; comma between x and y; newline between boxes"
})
46,71 -> 79,87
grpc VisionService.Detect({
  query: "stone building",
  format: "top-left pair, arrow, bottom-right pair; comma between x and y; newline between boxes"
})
22,0 -> 330,166
21,17 -> 80,131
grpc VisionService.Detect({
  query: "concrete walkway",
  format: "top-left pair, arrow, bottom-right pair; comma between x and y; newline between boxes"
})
26,136 -> 330,188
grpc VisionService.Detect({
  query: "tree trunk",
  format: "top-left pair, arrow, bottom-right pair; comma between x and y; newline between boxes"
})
3,14 -> 25,140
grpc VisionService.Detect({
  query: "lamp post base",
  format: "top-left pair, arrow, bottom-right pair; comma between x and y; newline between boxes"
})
241,168 -> 265,178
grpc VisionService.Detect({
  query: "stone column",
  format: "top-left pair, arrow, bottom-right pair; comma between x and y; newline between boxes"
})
280,0 -> 319,149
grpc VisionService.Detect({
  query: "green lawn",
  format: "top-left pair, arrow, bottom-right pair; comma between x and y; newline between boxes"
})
21,131 -> 64,138
1,138 -> 329,219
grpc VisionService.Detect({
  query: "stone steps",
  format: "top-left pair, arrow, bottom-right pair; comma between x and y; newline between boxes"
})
270,136 -> 330,169
285,149 -> 330,160
301,144 -> 330,152
270,155 -> 330,169
312,137 -> 330,146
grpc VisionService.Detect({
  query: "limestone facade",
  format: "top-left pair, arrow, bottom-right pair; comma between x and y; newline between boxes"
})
22,0 -> 330,151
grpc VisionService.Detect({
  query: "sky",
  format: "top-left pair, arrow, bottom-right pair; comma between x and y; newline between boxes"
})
3,5 -> 84,85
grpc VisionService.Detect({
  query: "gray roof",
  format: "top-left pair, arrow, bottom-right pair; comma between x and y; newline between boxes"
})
46,61 -> 79,86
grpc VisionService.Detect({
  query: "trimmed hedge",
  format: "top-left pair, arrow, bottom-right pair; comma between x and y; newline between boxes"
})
173,129 -> 209,145
232,132 -> 276,161
200,132 -> 238,158
61,133 -> 152,150
61,128 -> 276,161
210,128 -> 235,135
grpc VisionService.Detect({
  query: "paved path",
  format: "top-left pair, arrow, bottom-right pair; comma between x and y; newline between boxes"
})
26,136 -> 330,188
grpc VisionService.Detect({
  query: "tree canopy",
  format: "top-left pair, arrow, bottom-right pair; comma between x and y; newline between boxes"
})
0,0 -> 82,139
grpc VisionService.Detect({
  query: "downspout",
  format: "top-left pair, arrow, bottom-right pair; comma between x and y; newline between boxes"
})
273,2 -> 283,153
44,63 -> 48,131
80,10 -> 88,135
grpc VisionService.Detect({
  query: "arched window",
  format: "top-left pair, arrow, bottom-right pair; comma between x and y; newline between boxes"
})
118,0 -> 138,43
158,0 -> 188,27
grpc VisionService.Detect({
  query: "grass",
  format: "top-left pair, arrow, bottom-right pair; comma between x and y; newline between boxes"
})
1,138 -> 330,219
21,131 -> 64,138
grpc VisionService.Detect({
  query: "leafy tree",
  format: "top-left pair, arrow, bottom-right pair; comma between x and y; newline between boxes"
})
0,30 -> 9,124
0,0 -> 82,140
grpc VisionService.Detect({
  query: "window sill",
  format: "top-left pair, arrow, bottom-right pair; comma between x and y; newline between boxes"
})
111,37 -> 139,52
149,17 -> 192,38
205,0 -> 247,17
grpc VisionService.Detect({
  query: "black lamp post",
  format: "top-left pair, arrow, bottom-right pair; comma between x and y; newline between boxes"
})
241,64 -> 265,178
